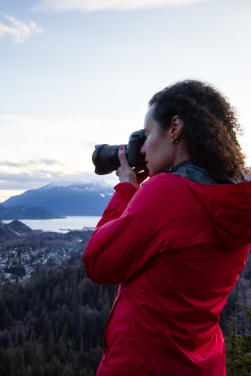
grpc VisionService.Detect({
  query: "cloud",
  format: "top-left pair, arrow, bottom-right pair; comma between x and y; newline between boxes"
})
32,0 -> 209,13
0,159 -> 77,190
40,158 -> 64,166
0,169 -> 117,190
0,159 -> 63,168
0,14 -> 43,43
0,170 -> 64,190
0,113 -> 138,195
0,170 -> 73,184
0,161 -> 24,168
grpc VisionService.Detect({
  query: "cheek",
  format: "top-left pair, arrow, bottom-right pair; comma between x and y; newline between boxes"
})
147,135 -> 159,150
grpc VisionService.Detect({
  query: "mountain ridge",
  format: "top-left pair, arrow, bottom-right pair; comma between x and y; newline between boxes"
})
3,180 -> 114,216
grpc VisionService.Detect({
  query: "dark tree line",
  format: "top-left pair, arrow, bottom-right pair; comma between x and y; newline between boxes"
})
0,254 -> 117,376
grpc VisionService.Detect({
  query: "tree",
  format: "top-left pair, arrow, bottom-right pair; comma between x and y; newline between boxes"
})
226,310 -> 251,376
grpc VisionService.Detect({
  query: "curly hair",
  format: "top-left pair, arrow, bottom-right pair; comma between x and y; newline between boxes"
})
149,80 -> 246,180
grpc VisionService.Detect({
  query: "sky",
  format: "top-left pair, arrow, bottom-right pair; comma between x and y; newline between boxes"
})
0,0 -> 251,202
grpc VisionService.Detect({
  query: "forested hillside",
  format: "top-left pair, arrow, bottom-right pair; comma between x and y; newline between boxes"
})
0,246 -> 251,375
0,253 -> 117,375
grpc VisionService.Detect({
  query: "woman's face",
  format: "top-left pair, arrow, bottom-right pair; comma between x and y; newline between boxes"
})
140,105 -> 177,176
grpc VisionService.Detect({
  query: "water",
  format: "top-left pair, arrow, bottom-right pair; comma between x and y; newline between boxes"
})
3,216 -> 101,233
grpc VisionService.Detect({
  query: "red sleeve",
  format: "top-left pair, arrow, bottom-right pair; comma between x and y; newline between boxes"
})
95,182 -> 138,229
83,174 -> 175,285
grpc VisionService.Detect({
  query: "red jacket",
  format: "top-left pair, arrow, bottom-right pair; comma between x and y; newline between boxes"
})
83,172 -> 251,376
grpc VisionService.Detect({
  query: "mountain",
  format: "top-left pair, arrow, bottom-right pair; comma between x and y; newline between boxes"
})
6,219 -> 32,233
0,204 -> 59,220
0,220 -> 32,239
2,180 -> 114,216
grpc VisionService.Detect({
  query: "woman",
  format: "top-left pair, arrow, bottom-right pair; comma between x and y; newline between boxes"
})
83,80 -> 251,376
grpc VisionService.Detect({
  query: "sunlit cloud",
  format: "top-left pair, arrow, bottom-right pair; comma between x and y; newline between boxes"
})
0,159 -> 83,189
0,14 -> 43,43
0,159 -> 63,168
0,113 -> 139,163
32,0 -> 210,13
0,113 -> 136,201
0,169 -> 117,191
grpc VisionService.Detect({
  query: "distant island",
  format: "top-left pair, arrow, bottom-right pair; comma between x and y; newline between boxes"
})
0,204 -> 61,220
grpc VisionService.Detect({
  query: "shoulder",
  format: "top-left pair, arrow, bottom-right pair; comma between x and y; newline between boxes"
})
130,173 -> 188,205
141,172 -> 186,192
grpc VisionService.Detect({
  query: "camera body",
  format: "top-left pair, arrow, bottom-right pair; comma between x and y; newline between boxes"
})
92,129 -> 146,175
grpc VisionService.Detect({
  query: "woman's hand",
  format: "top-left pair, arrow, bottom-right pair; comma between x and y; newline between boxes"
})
116,146 -> 149,189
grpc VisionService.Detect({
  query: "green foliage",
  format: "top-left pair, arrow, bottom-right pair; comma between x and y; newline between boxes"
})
225,310 -> 251,376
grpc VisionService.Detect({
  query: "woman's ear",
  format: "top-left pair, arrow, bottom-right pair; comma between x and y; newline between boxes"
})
170,115 -> 184,140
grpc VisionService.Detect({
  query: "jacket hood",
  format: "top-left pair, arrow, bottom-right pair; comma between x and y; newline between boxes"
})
184,178 -> 251,249
170,163 -> 251,249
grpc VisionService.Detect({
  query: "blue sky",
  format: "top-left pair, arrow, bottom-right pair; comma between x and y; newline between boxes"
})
0,0 -> 251,201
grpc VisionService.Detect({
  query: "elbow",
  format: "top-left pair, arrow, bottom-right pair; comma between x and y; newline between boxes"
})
83,237 -> 125,284
83,250 -> 96,282
83,250 -> 121,285
83,249 -> 108,284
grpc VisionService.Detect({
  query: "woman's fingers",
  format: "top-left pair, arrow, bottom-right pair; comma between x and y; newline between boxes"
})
116,146 -> 148,188
116,146 -> 139,188
118,146 -> 128,167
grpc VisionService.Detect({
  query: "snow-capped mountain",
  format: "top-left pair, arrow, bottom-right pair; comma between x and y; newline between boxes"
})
3,180 -> 115,216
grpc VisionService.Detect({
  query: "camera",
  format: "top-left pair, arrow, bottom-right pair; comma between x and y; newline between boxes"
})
92,129 -> 147,175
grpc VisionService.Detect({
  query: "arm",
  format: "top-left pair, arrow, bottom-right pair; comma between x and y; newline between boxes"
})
83,174 -> 176,285
92,145 -> 147,231
94,182 -> 138,230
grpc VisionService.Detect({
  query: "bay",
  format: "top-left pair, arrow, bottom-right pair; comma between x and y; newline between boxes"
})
3,216 -> 101,233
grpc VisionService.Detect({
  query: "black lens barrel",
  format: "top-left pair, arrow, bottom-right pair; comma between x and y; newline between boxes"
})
92,129 -> 146,175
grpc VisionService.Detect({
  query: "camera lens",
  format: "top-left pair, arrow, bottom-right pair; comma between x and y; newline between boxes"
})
92,129 -> 146,175
92,144 -> 127,175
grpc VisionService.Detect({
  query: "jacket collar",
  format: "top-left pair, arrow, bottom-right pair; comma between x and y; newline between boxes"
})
169,161 -> 237,185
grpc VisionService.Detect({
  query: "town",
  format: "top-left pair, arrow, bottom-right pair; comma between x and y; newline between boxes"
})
0,220 -> 93,284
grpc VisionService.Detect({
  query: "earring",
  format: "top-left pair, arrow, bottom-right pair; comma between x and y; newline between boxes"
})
172,138 -> 179,144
